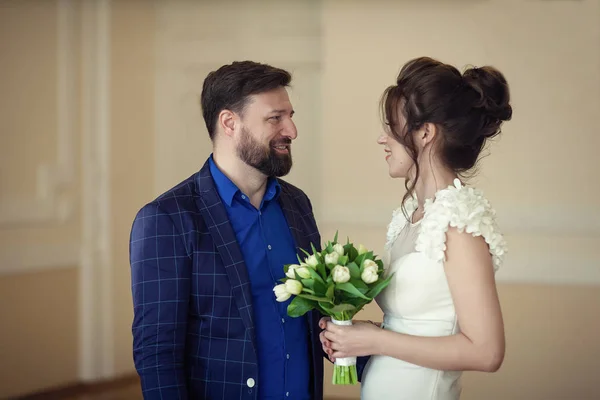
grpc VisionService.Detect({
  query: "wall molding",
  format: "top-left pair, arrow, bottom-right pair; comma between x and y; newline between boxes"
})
153,1 -> 323,197
320,204 -> 600,285
319,203 -> 600,237
0,242 -> 80,276
79,0 -> 113,382
155,36 -> 321,69
0,0 -> 77,226
495,254 -> 600,286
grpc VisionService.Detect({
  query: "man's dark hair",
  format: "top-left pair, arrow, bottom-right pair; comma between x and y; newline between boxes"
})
200,61 -> 292,140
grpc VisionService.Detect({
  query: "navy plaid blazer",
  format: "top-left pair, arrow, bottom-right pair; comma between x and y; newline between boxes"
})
129,159 -> 325,400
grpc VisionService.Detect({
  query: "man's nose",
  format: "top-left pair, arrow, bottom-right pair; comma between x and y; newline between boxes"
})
282,119 -> 298,140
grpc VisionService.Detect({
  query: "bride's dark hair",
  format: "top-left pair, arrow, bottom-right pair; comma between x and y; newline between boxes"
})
380,57 -> 512,218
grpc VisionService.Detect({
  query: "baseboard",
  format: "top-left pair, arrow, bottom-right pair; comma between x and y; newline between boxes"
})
12,374 -> 139,400
13,374 -> 353,400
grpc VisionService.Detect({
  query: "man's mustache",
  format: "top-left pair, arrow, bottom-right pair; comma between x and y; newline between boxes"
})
270,138 -> 292,146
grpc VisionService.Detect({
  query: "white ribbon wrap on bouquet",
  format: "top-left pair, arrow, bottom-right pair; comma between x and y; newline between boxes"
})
331,318 -> 357,367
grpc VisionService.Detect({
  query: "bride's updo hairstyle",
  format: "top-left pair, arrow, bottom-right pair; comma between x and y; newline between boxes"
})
380,57 -> 512,210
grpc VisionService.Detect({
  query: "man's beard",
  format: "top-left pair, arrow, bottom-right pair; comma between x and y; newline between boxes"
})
237,127 -> 293,177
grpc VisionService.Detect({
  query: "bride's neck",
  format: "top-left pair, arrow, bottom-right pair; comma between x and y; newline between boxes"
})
412,163 -> 457,208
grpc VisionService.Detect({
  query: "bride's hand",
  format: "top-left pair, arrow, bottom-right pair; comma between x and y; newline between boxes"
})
354,319 -> 382,328
318,317 -> 335,361
323,319 -> 383,359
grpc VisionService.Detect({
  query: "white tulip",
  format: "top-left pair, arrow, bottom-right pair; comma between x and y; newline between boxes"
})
357,244 -> 368,255
285,279 -> 303,295
361,264 -> 379,284
305,254 -> 319,269
273,284 -> 291,302
332,265 -> 351,283
285,264 -> 301,279
333,243 -> 345,257
325,251 -> 339,266
362,259 -> 378,270
295,266 -> 311,279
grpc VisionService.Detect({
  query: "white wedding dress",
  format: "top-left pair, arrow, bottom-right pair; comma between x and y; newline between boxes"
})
360,179 -> 506,400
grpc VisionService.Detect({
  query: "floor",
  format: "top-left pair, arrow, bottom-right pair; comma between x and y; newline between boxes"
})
59,384 -> 142,400
15,377 -> 142,400
16,379 -> 347,400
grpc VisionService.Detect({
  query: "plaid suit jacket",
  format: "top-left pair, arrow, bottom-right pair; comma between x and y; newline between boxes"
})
129,159 -> 324,400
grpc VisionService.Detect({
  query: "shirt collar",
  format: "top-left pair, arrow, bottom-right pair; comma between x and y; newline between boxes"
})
209,154 -> 281,207
263,177 -> 281,203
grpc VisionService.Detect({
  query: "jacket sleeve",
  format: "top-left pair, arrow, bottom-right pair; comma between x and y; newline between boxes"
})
357,355 -> 371,382
129,203 -> 191,399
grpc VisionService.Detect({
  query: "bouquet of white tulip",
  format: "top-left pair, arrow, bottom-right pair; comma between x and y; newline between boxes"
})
273,232 -> 393,385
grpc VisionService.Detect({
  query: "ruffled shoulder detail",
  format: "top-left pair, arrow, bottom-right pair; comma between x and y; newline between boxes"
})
385,195 -> 418,250
415,179 -> 507,271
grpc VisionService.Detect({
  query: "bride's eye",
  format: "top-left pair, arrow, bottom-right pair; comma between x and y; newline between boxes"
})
383,122 -> 394,135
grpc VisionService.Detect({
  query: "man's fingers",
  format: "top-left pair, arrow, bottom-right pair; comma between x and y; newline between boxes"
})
319,317 -> 330,329
319,331 -> 336,357
328,338 -> 344,352
319,331 -> 331,348
323,330 -> 337,342
325,321 -> 341,333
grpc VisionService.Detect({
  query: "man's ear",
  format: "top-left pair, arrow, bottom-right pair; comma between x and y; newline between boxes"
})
218,110 -> 236,137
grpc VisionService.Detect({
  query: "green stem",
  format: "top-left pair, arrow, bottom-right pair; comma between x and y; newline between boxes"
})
351,365 -> 357,383
332,364 -> 358,385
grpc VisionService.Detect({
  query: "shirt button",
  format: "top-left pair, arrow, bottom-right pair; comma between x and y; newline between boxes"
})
267,245 -> 272,250
241,195 -> 246,200
281,318 -> 285,323
286,353 -> 290,359
246,378 -> 255,388
286,392 -> 290,397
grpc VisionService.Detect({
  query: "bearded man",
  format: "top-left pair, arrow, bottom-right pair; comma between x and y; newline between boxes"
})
129,61 -> 324,400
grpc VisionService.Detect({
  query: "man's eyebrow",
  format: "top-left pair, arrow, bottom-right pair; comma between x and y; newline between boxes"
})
268,109 -> 294,114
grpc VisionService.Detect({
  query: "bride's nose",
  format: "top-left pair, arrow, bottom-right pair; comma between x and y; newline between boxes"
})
377,134 -> 387,145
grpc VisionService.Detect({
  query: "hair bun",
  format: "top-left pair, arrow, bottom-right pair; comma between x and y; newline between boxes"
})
463,66 -> 512,127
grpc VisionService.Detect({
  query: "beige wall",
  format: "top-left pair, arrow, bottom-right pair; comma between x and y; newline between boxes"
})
110,0 -> 155,377
0,1 -> 81,397
1,0 -> 599,399
0,268 -> 79,398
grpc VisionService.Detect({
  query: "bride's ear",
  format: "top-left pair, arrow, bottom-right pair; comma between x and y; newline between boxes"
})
417,123 -> 437,149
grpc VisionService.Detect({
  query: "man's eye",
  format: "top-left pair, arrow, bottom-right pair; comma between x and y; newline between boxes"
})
270,116 -> 281,121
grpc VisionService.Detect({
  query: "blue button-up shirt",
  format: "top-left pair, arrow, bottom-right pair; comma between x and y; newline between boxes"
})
209,155 -> 310,400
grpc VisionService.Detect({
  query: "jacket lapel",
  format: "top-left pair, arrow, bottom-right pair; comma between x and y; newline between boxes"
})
195,163 -> 256,347
277,185 -> 310,254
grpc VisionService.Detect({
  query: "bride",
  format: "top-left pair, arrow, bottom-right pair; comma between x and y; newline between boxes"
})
319,56 -> 512,399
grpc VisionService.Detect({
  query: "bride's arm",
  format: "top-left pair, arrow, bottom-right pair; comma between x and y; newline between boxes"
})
379,227 -> 504,372
325,227 -> 505,372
